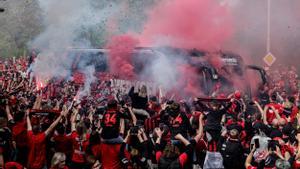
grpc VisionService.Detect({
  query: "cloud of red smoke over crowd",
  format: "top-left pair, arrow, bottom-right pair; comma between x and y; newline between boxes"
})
106,35 -> 139,80
139,0 -> 233,50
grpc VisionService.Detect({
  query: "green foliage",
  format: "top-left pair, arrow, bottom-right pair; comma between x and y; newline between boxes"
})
0,0 -> 159,57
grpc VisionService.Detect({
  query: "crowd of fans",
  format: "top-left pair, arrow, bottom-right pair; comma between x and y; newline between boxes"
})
0,56 -> 299,169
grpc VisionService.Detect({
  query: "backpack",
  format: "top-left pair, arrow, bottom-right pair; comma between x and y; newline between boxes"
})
220,139 -> 243,168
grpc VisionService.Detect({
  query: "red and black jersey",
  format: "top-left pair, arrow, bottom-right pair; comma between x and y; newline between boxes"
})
101,109 -> 129,139
144,115 -> 160,133
169,112 -> 192,139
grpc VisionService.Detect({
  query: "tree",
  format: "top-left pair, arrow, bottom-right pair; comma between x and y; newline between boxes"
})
0,0 -> 43,57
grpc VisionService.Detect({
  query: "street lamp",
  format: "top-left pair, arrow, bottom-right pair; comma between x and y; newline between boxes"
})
266,0 -> 271,53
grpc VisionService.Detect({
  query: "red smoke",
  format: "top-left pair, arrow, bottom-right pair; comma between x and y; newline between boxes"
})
205,52 -> 224,70
137,0 -> 233,97
104,0 -> 235,98
177,64 -> 203,97
139,0 -> 233,50
106,35 -> 139,80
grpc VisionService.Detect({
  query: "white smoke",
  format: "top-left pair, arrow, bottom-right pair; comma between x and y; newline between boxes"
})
144,50 -> 178,89
140,48 -> 192,96
29,0 -> 120,84
76,65 -> 96,101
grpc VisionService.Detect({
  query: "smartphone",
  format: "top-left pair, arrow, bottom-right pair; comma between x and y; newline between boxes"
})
254,138 -> 260,149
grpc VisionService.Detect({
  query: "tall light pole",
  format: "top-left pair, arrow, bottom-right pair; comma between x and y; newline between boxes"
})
266,0 -> 271,53
263,0 -> 276,67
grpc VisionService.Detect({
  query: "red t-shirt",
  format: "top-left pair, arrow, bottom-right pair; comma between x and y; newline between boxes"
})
27,131 -> 47,169
52,134 -> 73,156
70,131 -> 90,163
92,143 -> 129,169
12,121 -> 28,148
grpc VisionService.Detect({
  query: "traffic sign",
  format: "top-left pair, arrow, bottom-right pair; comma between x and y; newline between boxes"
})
263,52 -> 276,66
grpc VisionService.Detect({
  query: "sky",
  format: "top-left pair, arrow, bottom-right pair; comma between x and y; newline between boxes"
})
221,0 -> 300,67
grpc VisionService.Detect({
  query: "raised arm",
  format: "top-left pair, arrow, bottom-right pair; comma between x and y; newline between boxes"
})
53,99 -> 61,111
221,98 -> 234,111
45,110 -> 67,136
5,103 -> 13,122
254,101 -> 268,125
33,94 -> 42,109
174,133 -> 190,146
137,129 -> 145,143
26,110 -> 32,131
194,98 -> 209,110
71,107 -> 79,132
270,106 -> 281,120
123,130 -> 130,144
128,107 -> 137,126
241,98 -> 247,113
194,114 -> 204,142
276,92 -> 284,103
175,133 -> 194,168
154,128 -> 163,145
119,119 -> 125,136
245,147 -> 256,168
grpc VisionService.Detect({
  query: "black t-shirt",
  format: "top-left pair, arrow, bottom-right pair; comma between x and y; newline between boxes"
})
206,109 -> 226,130
197,102 -> 231,131
218,137 -> 244,169
258,92 -> 270,106
101,110 -> 129,139
205,106 -> 230,131
129,87 -> 148,110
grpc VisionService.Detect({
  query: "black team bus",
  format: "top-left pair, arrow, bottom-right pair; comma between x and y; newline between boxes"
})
67,47 -> 267,99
